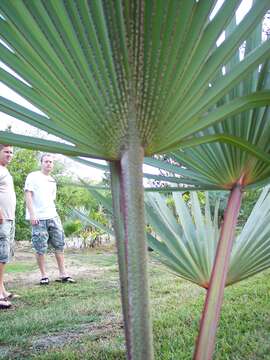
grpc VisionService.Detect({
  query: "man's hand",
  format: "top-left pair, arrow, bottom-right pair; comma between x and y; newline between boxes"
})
0,209 -> 3,224
30,217 -> 39,226
25,191 -> 38,226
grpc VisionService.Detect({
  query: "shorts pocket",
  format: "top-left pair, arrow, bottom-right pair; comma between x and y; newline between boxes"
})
0,223 -> 10,262
32,228 -> 48,254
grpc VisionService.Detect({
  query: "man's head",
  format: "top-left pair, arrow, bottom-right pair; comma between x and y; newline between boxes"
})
40,153 -> 54,175
0,145 -> 13,167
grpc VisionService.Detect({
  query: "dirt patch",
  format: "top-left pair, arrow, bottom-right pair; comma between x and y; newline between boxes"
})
0,318 -> 123,359
31,316 -> 123,351
1,244 -> 122,359
6,242 -> 117,288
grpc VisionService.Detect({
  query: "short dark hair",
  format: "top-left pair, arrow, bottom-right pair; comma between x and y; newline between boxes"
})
40,153 -> 53,163
0,144 -> 12,151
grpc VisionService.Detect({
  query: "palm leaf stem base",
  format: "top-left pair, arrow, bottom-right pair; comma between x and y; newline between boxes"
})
193,183 -> 243,360
110,146 -> 154,360
110,161 -> 131,357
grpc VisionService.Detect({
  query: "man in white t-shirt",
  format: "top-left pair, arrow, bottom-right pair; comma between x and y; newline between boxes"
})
25,153 -> 75,285
0,144 -> 17,309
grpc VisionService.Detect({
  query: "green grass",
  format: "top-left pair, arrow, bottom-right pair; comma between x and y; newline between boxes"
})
0,249 -> 269,359
6,263 -> 36,273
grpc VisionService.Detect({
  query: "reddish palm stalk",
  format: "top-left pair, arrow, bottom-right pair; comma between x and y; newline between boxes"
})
193,178 -> 244,360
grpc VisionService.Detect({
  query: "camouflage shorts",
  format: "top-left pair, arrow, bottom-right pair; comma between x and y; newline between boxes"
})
0,220 -> 15,263
31,216 -> 65,255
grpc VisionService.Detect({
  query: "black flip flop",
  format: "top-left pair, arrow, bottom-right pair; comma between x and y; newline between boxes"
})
56,276 -> 76,283
40,277 -> 49,285
6,293 -> 21,300
0,298 -> 11,309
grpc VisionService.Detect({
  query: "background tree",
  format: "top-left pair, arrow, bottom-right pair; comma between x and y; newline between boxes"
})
9,148 -> 39,241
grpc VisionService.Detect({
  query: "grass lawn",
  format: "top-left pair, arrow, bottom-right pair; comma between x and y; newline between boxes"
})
0,244 -> 269,359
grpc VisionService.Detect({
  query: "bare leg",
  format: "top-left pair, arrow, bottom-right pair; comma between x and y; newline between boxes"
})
54,252 -> 67,278
0,262 -> 6,298
35,254 -> 47,279
0,262 -> 11,307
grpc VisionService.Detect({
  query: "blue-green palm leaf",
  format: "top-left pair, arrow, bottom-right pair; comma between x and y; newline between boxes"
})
0,1 -> 269,159
146,188 -> 270,288
169,26 -> 270,190
71,185 -> 270,288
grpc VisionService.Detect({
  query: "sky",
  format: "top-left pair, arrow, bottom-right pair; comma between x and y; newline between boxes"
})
0,0 -> 260,181
0,80 -> 107,181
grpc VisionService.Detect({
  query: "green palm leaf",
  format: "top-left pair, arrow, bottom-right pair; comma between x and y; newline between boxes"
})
145,188 -> 270,287
73,185 -> 270,288
0,1 -> 269,158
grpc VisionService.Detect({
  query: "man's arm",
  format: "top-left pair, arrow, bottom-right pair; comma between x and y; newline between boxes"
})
0,208 -> 3,224
25,190 -> 39,225
0,171 -> 4,224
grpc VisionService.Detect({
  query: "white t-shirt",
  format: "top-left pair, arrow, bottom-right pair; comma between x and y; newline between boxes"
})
24,171 -> 58,220
0,165 -> 16,220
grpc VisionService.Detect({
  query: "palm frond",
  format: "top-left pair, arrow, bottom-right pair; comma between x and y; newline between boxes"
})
0,1 -> 269,160
145,188 -> 270,288
74,185 -> 270,288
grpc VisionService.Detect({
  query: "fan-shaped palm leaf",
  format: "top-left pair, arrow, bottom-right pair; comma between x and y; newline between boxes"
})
145,189 -> 270,287
77,185 -> 270,289
0,1 -> 269,158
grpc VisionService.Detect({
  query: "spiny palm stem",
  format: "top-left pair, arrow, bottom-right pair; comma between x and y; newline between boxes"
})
110,140 -> 154,359
110,161 -> 131,357
193,180 -> 243,360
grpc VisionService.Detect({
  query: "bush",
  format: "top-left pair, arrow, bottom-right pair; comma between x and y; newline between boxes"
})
63,220 -> 82,237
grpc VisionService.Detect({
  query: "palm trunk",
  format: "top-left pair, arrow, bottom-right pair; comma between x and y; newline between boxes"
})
110,161 -> 131,357
110,143 -> 154,359
193,183 -> 243,360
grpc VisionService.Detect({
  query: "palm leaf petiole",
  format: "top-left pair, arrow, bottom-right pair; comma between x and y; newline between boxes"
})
194,180 -> 243,360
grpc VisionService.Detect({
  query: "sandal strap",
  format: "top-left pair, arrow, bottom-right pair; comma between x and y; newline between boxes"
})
59,276 -> 75,283
40,277 -> 49,284
0,299 -> 11,308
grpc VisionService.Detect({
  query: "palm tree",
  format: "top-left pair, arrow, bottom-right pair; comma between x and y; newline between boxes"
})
139,33 -> 270,360
0,1 -> 269,359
